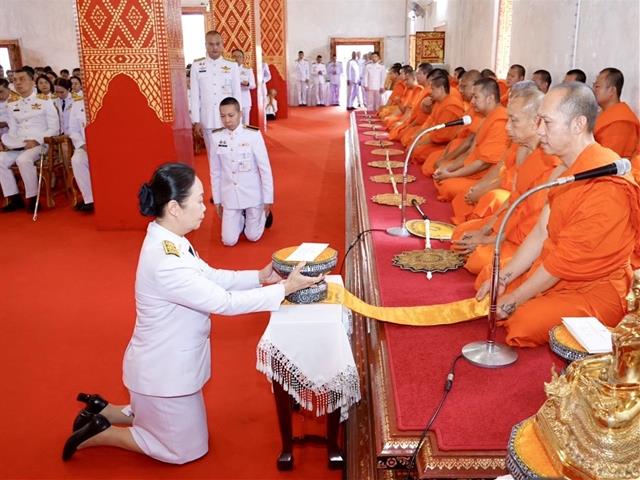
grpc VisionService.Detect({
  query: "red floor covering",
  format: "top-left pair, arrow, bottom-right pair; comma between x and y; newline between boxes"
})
354,111 -> 563,451
0,107 -> 346,479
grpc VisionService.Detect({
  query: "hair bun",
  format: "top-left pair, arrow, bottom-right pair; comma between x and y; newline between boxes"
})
138,183 -> 156,216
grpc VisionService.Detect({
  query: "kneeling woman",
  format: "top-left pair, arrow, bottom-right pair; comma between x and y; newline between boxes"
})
62,163 -> 321,464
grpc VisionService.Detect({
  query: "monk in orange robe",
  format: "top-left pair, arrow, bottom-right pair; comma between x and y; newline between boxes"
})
378,65 -> 407,119
388,64 -> 435,140
421,69 -> 483,175
476,83 -> 640,347
432,78 -> 510,201
593,68 -> 640,160
500,64 -> 525,106
452,86 -> 561,277
383,71 -> 423,129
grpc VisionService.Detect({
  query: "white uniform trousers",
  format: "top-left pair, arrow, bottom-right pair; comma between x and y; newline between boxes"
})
296,81 -> 308,105
241,107 -> 251,126
221,206 -> 265,246
347,83 -> 359,108
129,389 -> 208,465
311,82 -> 325,106
0,146 -> 41,198
328,83 -> 340,105
71,148 -> 93,203
366,90 -> 381,112
359,83 -> 366,107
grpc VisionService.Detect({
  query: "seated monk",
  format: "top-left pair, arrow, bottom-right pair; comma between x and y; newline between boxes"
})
422,69 -> 483,175
388,64 -> 434,140
450,80 -> 540,224
501,64 -> 526,105
404,74 -> 464,168
476,82 -> 640,347
481,68 -> 509,102
593,67 -> 640,162
432,78 -> 510,201
451,85 -> 561,277
382,69 -> 423,128
378,65 -> 407,119
564,68 -> 586,83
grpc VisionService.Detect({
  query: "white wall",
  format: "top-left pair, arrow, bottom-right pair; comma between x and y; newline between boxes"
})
1,0 -> 80,72
286,0 -> 407,104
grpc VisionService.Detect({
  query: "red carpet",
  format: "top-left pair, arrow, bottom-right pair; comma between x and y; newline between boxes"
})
354,111 -> 563,451
0,107 -> 346,479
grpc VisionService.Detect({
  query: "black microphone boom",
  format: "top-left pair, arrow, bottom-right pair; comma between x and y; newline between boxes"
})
564,158 -> 631,183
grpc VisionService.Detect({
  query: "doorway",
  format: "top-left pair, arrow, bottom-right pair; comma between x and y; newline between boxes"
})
335,44 -> 373,107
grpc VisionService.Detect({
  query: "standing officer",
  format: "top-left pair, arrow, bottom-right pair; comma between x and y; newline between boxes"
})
327,54 -> 343,106
0,67 -> 59,212
294,51 -> 310,106
210,97 -> 274,246
190,30 -> 242,197
67,90 -> 94,213
346,51 -> 360,110
310,55 -> 327,106
232,49 -> 256,125
363,51 -> 386,112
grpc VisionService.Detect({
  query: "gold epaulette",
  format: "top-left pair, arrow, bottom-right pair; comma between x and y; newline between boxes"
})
244,124 -> 259,131
36,93 -> 50,100
194,57 -> 205,62
162,240 -> 180,257
73,95 -> 84,102
8,91 -> 20,102
211,127 -> 224,133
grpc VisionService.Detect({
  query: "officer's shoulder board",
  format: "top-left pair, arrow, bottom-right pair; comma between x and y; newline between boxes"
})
8,91 -> 20,102
244,124 -> 259,131
211,127 -> 225,134
162,240 -> 180,257
72,92 -> 84,101
36,93 -> 50,100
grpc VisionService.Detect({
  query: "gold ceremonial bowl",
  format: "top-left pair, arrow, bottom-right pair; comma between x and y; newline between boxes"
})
405,219 -> 455,241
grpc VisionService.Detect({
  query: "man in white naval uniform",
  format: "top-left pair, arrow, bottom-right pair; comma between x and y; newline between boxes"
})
0,68 -> 59,212
0,79 -> 18,136
310,55 -> 327,106
357,51 -> 367,108
326,55 -> 343,106
294,51 -> 310,106
210,97 -> 274,246
67,91 -> 95,212
363,52 -> 386,112
190,30 -> 242,197
232,49 -> 256,125
346,52 -> 360,110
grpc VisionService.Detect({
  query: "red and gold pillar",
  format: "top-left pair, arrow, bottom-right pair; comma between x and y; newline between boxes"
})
74,0 -> 192,229
260,0 -> 288,119
206,0 -> 265,128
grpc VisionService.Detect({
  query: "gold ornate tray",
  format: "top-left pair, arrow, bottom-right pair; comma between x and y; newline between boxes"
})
369,174 -> 416,184
368,160 -> 404,169
364,140 -> 394,147
371,148 -> 404,156
392,248 -> 465,274
358,123 -> 384,130
371,193 -> 425,207
549,324 -> 589,362
362,131 -> 390,137
405,219 -> 455,241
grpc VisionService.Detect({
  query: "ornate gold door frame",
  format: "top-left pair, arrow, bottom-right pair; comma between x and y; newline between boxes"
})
330,37 -> 384,60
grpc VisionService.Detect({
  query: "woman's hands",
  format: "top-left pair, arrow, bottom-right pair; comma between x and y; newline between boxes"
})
258,263 -> 282,285
259,262 -> 324,295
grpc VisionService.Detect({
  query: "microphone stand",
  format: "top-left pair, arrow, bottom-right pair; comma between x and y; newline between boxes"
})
386,124 -> 444,237
461,179 -> 563,367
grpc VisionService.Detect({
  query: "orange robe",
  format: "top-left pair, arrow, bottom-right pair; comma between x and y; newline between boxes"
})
501,143 -> 640,347
404,88 -> 464,148
593,102 -> 640,159
388,86 -> 431,140
498,81 -> 509,106
384,85 -> 424,128
435,106 -> 509,201
401,94 -> 465,166
378,80 -> 407,118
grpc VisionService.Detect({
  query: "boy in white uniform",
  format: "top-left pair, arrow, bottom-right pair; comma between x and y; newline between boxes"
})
210,97 -> 274,246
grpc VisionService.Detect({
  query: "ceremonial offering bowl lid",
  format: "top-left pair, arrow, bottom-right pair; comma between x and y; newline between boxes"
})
405,219 -> 455,241
392,248 -> 465,274
548,325 -> 589,362
285,280 -> 328,304
370,148 -> 404,156
272,246 -> 338,277
369,173 -> 416,184
368,160 -> 404,169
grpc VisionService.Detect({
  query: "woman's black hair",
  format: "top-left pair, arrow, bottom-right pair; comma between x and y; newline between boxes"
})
36,75 -> 54,94
138,163 -> 196,217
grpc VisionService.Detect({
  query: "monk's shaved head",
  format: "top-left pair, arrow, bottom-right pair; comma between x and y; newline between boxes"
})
481,68 -> 497,79
473,77 -> 500,104
552,82 -> 599,132
509,83 -> 544,118
462,69 -> 481,83
599,67 -> 624,98
510,64 -> 526,79
417,62 -> 433,75
459,70 -> 481,101
427,68 -> 448,80
430,74 -> 450,94
564,69 -> 586,83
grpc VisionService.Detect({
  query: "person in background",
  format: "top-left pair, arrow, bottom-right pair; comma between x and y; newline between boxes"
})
232,49 -> 256,125
36,75 -> 55,99
266,88 -> 278,120
53,78 -> 73,134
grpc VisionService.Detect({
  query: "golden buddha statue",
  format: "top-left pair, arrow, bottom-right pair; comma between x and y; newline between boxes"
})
625,269 -> 640,313
534,313 -> 640,480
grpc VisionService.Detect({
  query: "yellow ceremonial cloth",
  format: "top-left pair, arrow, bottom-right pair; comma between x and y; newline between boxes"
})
324,283 -> 489,326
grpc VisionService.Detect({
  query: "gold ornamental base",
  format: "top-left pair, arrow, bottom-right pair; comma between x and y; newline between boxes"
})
371,193 -> 425,207
392,248 -> 465,274
368,160 -> 404,169
369,174 -> 416,184
371,148 -> 404,156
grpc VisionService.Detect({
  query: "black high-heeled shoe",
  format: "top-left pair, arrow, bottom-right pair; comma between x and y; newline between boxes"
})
73,393 -> 109,431
62,413 -> 111,461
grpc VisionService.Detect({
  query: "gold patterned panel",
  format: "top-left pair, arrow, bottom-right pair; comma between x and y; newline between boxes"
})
210,0 -> 259,71
74,0 -> 174,124
415,31 -> 445,65
260,0 -> 286,80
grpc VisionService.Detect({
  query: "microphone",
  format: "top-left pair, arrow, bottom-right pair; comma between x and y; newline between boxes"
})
556,159 -> 631,185
430,115 -> 472,131
411,198 -> 428,220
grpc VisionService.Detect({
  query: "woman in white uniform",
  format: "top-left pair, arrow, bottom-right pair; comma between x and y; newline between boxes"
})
62,163 -> 321,463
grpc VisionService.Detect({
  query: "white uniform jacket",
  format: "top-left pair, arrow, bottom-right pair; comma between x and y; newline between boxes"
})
238,65 -> 256,109
327,61 -> 343,85
311,62 -> 327,84
294,59 -> 310,82
54,94 -> 74,134
210,125 -> 274,209
67,97 -> 86,149
1,92 -> 59,149
123,222 -> 285,397
363,62 -> 386,91
190,56 -> 242,130
347,59 -> 360,84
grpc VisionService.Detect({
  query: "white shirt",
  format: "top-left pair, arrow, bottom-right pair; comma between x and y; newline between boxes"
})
55,93 -> 74,134
265,98 -> 278,115
327,61 -> 343,84
311,62 -> 327,84
123,222 -> 285,397
238,65 -> 256,109
294,59 -> 310,82
67,96 -> 86,149
189,55 -> 242,129
210,124 -> 274,209
347,59 -> 360,83
357,59 -> 366,81
363,62 -> 386,91
1,92 -> 59,149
